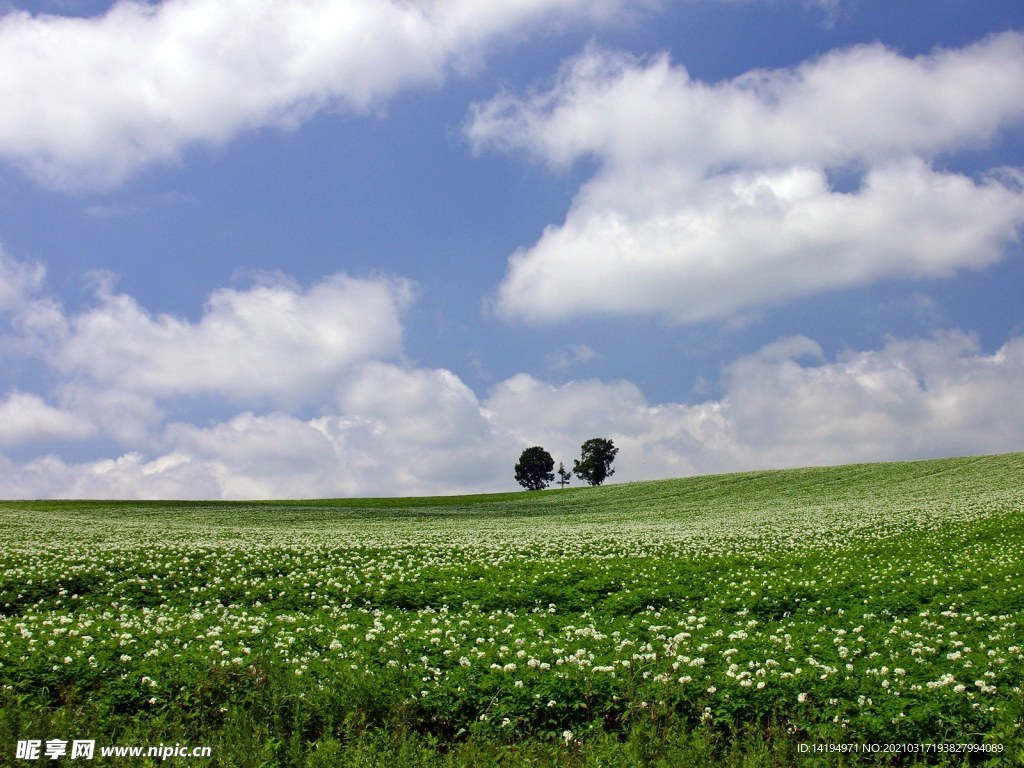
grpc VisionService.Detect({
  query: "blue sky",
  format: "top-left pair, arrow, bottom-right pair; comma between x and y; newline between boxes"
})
0,0 -> 1022,498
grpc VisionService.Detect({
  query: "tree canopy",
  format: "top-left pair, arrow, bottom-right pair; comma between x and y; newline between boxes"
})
573,438 -> 618,486
515,446 -> 555,491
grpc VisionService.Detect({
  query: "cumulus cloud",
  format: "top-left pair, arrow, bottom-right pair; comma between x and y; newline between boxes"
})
720,331 -> 1024,467
0,247 -> 416,450
0,364 -> 519,499
129,363 -> 517,499
0,451 -> 232,501
9,327 -> 1024,501
0,391 -> 95,445
468,34 -> 1024,323
0,0 -> 643,188
0,246 -> 67,361
488,331 -> 1024,479
5,325 -> 1022,499
0,250 -> 507,497
51,273 -> 413,406
0,249 -> 1021,499
159,412 -> 354,499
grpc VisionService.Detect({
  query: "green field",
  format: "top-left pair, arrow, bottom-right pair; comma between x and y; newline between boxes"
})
2,453 -> 1023,766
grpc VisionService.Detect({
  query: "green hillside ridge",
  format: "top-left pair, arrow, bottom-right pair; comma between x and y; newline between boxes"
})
8,449 -> 1020,513
1,452 -> 1022,766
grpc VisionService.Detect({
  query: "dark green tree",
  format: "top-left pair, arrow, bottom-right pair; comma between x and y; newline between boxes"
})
557,462 -> 572,488
573,438 -> 618,486
515,446 -> 555,491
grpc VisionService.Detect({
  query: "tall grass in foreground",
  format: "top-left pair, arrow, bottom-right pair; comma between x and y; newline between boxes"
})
1,453 -> 1023,766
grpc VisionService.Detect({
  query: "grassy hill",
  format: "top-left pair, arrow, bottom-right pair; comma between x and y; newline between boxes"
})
1,453 -> 1022,766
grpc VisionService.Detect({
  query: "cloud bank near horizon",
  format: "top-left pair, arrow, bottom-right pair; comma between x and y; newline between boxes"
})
1,249 -> 1021,499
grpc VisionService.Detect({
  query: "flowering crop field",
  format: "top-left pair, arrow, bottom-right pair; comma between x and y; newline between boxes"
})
2,453 -> 1023,766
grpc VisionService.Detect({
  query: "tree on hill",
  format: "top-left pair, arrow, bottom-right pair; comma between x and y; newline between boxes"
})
515,446 -> 555,491
573,438 -> 618,486
557,462 -> 572,488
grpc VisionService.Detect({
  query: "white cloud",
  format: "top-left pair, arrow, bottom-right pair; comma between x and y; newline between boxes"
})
0,0 -> 644,188
486,331 -> 1024,480
1,328 -> 1022,498
470,35 -> 1024,171
52,273 -> 413,406
0,391 -> 95,445
494,160 -> 1024,323
0,249 -> 415,449
147,362 -> 520,499
485,373 -> 708,480
330,362 -> 516,495
0,246 -> 66,360
718,331 -> 1024,467
0,363 -> 519,499
160,412 -> 353,499
54,385 -> 165,446
1,249 -> 1021,499
0,451 -> 229,501
488,374 -> 646,444
0,246 -> 45,312
468,35 -> 1024,324
0,249 -> 511,496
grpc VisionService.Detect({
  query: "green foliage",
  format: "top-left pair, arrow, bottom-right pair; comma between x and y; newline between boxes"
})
515,446 -> 556,491
573,438 -> 618,486
1,453 -> 1023,766
557,462 -> 572,489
